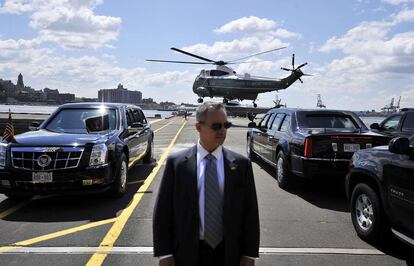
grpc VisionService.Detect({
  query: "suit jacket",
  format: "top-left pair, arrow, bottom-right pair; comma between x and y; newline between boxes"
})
153,145 -> 260,266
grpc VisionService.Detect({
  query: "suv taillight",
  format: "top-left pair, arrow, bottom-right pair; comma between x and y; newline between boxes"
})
304,137 -> 312,158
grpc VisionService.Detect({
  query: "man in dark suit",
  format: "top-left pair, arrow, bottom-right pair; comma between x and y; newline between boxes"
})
153,102 -> 260,266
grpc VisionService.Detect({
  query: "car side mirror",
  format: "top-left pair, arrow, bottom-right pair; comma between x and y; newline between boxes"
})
389,137 -> 410,155
29,121 -> 40,131
248,122 -> 257,128
132,122 -> 144,128
370,123 -> 380,130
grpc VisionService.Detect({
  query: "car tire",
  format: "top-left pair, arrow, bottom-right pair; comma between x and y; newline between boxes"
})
276,150 -> 293,189
246,135 -> 257,162
350,183 -> 387,243
109,153 -> 128,198
143,136 -> 154,164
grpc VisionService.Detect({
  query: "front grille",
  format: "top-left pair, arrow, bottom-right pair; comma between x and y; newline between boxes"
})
11,147 -> 84,171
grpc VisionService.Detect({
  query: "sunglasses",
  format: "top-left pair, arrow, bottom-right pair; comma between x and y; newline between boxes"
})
200,121 -> 232,131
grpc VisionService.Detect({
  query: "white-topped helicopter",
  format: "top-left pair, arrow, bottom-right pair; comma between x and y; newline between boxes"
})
147,47 -> 309,107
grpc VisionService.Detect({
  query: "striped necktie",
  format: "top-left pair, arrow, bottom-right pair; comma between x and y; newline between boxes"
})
204,153 -> 223,248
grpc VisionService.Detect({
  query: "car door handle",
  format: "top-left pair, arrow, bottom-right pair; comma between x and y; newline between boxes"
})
256,133 -> 262,136
268,136 -> 275,140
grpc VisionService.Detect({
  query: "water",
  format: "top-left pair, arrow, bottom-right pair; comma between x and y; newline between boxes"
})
360,116 -> 384,126
0,104 -> 174,118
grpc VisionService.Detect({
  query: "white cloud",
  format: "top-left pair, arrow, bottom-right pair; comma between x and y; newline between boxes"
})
0,0 -> 33,14
271,28 -> 302,39
393,8 -> 414,22
382,0 -> 414,5
214,16 -> 278,34
0,0 -> 121,49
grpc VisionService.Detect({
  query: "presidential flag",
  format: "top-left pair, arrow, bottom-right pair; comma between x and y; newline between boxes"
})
2,109 -> 16,143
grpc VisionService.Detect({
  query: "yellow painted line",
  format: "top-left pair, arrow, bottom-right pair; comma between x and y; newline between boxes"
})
0,218 -> 117,253
149,119 -> 163,125
128,152 -> 145,168
86,120 -> 187,266
0,199 -> 31,219
153,118 -> 179,133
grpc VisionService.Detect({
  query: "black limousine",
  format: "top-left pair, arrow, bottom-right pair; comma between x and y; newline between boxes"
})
247,108 -> 389,189
0,103 -> 153,199
346,136 -> 414,247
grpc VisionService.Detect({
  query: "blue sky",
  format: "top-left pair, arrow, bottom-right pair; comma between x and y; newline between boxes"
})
0,0 -> 413,110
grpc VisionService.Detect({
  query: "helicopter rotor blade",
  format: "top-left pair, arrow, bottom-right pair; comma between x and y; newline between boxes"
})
292,54 -> 295,69
281,67 -> 292,71
302,74 -> 313,76
296,62 -> 308,69
228,46 -> 287,63
170,47 -> 215,63
146,59 -> 212,65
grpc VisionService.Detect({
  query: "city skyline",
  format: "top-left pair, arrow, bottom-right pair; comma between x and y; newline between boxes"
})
0,0 -> 413,110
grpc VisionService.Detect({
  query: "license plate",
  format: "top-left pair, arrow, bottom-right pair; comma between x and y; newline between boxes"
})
343,144 -> 360,152
32,172 -> 53,183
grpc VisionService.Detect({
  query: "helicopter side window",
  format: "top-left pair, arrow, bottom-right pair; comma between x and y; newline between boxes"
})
209,70 -> 228,76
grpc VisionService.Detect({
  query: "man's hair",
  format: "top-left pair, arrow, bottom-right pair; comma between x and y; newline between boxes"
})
196,102 -> 226,122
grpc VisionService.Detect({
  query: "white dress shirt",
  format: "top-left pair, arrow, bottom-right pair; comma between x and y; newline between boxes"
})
196,140 -> 225,240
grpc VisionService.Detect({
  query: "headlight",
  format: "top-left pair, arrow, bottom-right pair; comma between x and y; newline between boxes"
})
89,143 -> 108,166
0,143 -> 7,167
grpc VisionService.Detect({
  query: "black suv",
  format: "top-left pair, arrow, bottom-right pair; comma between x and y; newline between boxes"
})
346,136 -> 414,247
370,108 -> 414,139
0,103 -> 153,198
247,108 -> 389,189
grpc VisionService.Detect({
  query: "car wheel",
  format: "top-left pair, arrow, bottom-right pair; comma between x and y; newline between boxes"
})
350,183 -> 386,242
276,151 -> 293,189
246,135 -> 256,162
143,136 -> 154,164
109,153 -> 128,198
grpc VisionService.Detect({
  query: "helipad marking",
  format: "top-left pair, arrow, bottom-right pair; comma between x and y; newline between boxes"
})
149,119 -> 163,125
86,119 -> 187,266
0,246 -> 384,255
0,218 -> 117,253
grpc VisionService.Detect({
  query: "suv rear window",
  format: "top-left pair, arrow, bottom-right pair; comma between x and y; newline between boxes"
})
298,113 -> 358,129
402,113 -> 414,132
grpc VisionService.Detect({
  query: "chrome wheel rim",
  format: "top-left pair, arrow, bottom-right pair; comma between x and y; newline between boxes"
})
277,157 -> 284,183
247,137 -> 251,156
150,140 -> 154,159
355,193 -> 374,231
120,160 -> 127,190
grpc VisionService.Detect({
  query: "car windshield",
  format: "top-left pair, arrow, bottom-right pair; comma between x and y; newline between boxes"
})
45,108 -> 117,134
410,135 -> 414,145
298,113 -> 359,130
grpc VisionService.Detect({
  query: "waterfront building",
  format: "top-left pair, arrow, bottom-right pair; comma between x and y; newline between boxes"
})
98,84 -> 142,104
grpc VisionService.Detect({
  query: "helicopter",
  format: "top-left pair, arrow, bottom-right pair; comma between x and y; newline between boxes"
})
147,47 -> 310,107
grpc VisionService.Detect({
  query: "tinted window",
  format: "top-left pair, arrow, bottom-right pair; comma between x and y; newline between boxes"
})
300,114 -> 358,129
126,109 -> 133,127
270,113 -> 285,130
46,108 -> 117,134
280,115 -> 291,132
258,114 -> 270,128
382,115 -> 401,130
402,113 -> 414,132
267,113 -> 276,128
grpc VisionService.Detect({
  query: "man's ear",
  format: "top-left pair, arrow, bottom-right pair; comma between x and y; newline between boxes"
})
195,121 -> 201,133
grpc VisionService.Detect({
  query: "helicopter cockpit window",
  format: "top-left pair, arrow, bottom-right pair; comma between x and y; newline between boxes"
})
209,70 -> 228,76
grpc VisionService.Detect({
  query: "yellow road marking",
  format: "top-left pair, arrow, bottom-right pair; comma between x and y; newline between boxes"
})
153,118 -> 178,133
149,119 -> 163,125
86,120 -> 187,266
0,218 -> 117,253
0,199 -> 31,219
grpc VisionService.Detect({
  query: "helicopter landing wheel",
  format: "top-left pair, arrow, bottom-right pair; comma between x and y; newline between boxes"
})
197,98 -> 204,103
223,98 -> 228,104
253,102 -> 257,108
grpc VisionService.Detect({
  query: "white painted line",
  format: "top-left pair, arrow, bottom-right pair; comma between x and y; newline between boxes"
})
0,246 -> 384,255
